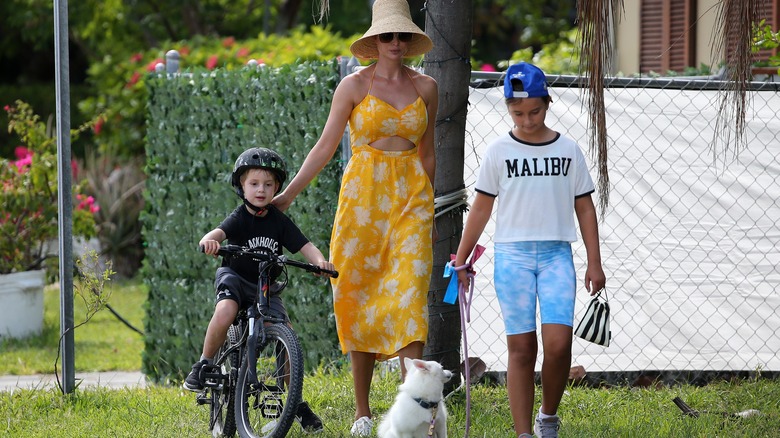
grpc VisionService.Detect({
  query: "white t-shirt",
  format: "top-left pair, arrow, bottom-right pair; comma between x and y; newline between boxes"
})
474,131 -> 595,243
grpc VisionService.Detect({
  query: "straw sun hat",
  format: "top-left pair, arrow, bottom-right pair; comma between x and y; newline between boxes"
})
349,0 -> 433,59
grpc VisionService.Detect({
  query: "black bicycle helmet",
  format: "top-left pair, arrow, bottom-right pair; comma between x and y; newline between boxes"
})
231,147 -> 288,198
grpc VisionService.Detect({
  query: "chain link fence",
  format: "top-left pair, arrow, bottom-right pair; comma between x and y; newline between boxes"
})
463,72 -> 780,384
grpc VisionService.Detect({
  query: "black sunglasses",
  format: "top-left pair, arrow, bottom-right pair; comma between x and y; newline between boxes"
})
378,32 -> 414,43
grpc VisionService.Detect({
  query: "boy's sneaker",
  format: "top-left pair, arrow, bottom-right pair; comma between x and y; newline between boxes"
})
350,416 -> 373,437
182,360 -> 208,392
296,401 -> 324,433
533,414 -> 560,438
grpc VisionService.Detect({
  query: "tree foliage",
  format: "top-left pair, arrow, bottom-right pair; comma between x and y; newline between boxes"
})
80,26 -> 356,158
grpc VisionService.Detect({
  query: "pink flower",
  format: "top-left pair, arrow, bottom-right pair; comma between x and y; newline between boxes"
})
480,63 -> 497,72
206,55 -> 219,70
130,53 -> 143,63
146,58 -> 163,72
94,117 -> 104,135
126,71 -> 141,88
14,146 -> 31,160
236,47 -> 250,58
76,195 -> 99,214
12,147 -> 32,172
222,37 -> 235,48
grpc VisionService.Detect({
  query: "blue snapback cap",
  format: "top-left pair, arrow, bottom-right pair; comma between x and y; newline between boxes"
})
503,62 -> 549,99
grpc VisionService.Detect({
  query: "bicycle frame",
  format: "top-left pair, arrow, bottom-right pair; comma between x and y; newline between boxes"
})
244,258 -> 280,387
197,244 -> 337,438
205,257 -> 285,388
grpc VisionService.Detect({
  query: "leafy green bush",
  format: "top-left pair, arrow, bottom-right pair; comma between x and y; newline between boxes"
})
753,19 -> 780,72
142,61 -> 342,383
0,84 -> 93,158
1,101 -> 97,275
501,29 -> 580,74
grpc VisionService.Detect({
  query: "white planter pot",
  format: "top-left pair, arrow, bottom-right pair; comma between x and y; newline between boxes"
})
0,270 -> 45,339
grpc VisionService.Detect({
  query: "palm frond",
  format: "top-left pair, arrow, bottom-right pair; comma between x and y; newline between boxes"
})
314,0 -> 330,23
711,0 -> 764,161
577,0 -> 623,216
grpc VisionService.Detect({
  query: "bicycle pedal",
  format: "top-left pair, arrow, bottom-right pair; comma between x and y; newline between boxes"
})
195,393 -> 211,406
202,381 -> 224,390
199,364 -> 225,388
257,394 -> 283,417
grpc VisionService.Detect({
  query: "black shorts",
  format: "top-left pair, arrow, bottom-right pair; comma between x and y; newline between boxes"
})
214,267 -> 289,322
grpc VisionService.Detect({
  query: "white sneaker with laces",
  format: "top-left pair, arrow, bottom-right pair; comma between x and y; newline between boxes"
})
350,416 -> 373,437
533,414 -> 560,438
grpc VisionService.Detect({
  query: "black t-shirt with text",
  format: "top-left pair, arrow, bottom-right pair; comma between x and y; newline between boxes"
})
218,205 -> 309,282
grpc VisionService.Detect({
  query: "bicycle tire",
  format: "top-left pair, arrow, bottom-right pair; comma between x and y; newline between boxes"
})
234,323 -> 304,438
210,324 -> 240,438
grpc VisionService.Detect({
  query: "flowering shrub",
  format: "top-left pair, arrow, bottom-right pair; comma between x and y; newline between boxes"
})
1,101 -> 98,274
79,25 -> 359,157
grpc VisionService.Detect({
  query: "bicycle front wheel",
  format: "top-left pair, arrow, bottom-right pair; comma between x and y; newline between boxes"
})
234,323 -> 304,438
211,324 -> 240,438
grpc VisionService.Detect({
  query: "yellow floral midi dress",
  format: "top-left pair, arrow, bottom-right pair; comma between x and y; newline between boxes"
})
330,71 -> 433,360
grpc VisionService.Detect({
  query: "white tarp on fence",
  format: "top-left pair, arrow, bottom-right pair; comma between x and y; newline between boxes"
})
463,83 -> 780,373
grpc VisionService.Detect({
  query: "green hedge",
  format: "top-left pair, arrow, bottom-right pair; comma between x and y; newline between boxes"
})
142,60 -> 342,383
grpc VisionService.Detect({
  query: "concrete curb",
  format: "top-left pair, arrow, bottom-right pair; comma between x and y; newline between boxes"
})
0,371 -> 148,393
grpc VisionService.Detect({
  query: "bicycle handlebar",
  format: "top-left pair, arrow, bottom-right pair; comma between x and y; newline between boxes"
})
200,244 -> 338,278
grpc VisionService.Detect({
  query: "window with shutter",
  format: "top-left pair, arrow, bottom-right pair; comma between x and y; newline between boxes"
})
640,0 -> 696,73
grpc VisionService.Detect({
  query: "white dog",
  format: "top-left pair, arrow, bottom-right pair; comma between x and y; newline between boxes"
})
378,358 -> 453,438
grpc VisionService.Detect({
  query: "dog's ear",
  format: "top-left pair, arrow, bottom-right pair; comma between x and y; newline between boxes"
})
403,357 -> 416,372
412,359 -> 429,373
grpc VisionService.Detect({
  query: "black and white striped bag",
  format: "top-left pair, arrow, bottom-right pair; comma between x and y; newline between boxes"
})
574,289 -> 611,346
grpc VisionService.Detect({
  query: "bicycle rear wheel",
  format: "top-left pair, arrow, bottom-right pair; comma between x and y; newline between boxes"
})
234,323 -> 304,438
211,324 -> 240,438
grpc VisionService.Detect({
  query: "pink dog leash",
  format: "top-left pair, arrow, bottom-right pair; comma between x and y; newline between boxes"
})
443,244 -> 485,437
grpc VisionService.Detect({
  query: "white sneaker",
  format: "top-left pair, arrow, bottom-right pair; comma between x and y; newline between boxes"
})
350,416 -> 373,436
533,414 -> 560,438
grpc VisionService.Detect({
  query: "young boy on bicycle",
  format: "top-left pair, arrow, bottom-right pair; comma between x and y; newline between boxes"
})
184,147 -> 335,433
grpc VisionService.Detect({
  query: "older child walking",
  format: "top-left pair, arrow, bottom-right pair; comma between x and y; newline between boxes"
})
455,62 -> 606,438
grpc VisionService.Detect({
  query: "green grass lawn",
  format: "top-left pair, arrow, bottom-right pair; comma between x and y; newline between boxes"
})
1,370 -> 779,437
1,279 -> 780,437
0,279 -> 146,375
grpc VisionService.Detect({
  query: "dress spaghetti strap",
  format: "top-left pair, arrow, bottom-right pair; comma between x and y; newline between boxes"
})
367,66 -> 377,96
404,67 -> 422,99
366,65 -> 421,102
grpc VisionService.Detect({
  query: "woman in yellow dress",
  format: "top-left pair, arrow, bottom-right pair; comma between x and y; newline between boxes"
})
272,0 -> 437,435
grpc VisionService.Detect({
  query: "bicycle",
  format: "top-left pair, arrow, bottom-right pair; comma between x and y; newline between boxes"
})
195,244 -> 338,438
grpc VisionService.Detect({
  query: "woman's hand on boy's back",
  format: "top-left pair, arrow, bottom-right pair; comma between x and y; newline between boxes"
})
272,192 -> 292,212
